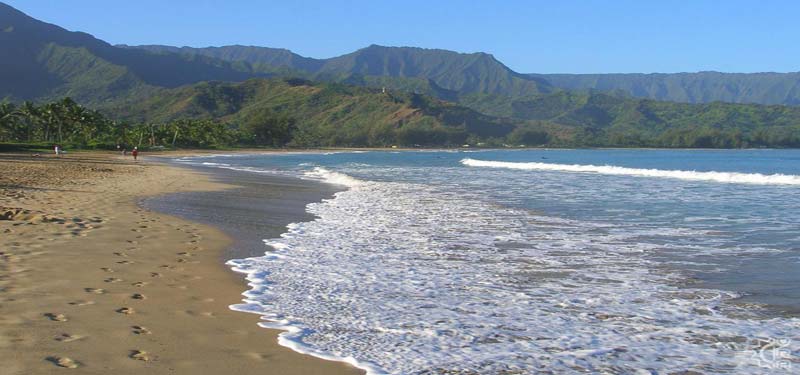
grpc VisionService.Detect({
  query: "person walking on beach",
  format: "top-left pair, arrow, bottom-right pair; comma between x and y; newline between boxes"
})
132,147 -> 139,161
54,144 -> 61,157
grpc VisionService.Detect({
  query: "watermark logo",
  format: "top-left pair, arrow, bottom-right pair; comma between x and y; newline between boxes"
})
744,338 -> 793,370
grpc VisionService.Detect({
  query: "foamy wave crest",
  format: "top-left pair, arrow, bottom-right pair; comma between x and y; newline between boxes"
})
461,158 -> 800,185
303,167 -> 364,187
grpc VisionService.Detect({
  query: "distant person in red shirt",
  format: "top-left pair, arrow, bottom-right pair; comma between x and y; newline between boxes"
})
132,147 -> 139,161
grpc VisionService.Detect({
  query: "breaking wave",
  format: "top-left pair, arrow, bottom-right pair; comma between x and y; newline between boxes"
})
461,158 -> 800,185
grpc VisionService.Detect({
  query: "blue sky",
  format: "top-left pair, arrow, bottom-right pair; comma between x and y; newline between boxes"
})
6,0 -> 798,74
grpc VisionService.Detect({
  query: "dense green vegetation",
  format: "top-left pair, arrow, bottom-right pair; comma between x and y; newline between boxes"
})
4,78 -> 799,149
101,78 -> 518,147
505,91 -> 800,147
0,98 -> 235,148
534,72 -> 800,106
0,79 -> 518,149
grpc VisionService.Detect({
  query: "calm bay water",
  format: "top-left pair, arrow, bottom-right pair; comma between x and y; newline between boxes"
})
178,149 -> 800,374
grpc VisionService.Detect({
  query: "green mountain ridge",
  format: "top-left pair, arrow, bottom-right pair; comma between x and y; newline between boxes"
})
533,72 -> 800,106
0,2 -> 266,103
126,43 -> 800,107
124,44 -> 554,98
118,44 -> 324,75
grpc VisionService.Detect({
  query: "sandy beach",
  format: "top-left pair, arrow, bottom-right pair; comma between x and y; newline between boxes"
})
0,152 -> 362,374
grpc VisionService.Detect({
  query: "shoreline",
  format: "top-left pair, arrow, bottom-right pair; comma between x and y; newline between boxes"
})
142,162 -> 341,261
165,150 -> 800,318
0,152 -> 362,374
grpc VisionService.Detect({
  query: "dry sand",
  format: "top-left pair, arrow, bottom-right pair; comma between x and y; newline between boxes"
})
0,152 -> 362,374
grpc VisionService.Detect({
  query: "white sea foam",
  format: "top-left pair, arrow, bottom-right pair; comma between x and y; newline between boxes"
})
200,162 -> 231,167
302,167 -> 364,187
227,170 -> 800,374
461,158 -> 800,185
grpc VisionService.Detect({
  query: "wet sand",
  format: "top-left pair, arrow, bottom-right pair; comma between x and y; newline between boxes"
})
143,164 -> 340,261
0,152 -> 362,375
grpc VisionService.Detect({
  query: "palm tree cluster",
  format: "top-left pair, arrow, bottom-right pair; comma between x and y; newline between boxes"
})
0,98 -> 235,149
0,98 -> 114,146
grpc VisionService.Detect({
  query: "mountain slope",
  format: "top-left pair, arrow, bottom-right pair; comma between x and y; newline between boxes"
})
316,45 -> 553,96
535,72 -> 800,106
503,90 -> 800,147
102,78 -> 520,147
101,77 -> 800,148
0,2 -> 264,102
125,44 -> 554,97
125,44 -> 800,107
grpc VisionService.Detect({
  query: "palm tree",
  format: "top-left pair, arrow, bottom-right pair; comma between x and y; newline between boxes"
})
19,101 -> 40,142
0,102 -> 16,141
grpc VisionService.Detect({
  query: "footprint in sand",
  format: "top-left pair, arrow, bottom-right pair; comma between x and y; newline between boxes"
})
185,310 -> 215,318
55,333 -> 86,342
104,278 -> 122,283
242,352 -> 272,361
130,350 -> 150,361
149,272 -> 162,278
116,307 -> 135,315
84,288 -> 106,294
131,293 -> 146,300
117,260 -> 134,265
131,281 -> 148,287
191,296 -> 215,303
113,252 -> 128,257
131,325 -> 151,335
68,300 -> 95,306
44,313 -> 68,322
48,356 -> 79,368
100,267 -> 115,273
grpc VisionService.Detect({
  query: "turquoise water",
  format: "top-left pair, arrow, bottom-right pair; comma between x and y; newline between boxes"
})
179,149 -> 800,374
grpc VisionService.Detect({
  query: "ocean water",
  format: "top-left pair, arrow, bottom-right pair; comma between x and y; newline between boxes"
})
176,149 -> 800,374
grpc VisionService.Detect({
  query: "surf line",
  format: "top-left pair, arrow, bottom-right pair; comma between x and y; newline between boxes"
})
460,158 -> 800,185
